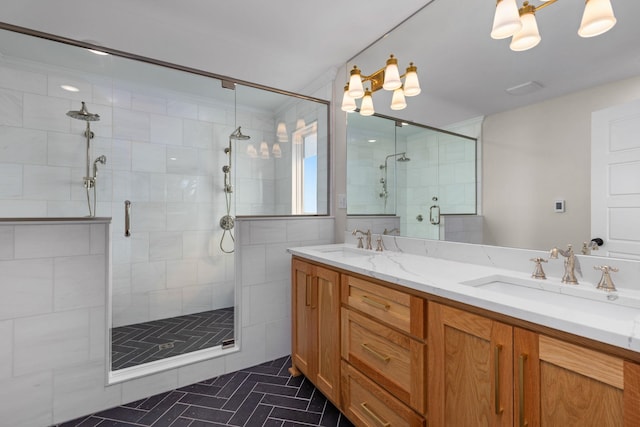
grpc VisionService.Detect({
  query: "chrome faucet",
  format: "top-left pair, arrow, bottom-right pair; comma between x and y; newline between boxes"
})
352,229 -> 372,250
550,244 -> 579,284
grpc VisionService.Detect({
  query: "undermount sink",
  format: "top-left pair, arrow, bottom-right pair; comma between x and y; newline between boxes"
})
461,275 -> 640,321
313,246 -> 373,258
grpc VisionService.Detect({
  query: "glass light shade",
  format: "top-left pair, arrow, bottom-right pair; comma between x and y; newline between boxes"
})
510,12 -> 541,51
348,66 -> 365,99
276,122 -> 288,142
491,0 -> 523,39
382,55 -> 402,91
260,141 -> 269,159
403,64 -> 421,97
246,144 -> 257,158
296,118 -> 306,129
390,88 -> 407,110
272,143 -> 282,158
341,88 -> 357,112
359,90 -> 375,116
578,0 -> 617,38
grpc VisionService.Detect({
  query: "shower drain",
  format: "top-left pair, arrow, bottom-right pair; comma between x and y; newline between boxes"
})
158,342 -> 175,351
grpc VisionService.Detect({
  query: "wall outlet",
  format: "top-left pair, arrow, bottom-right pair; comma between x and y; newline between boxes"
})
338,194 -> 347,209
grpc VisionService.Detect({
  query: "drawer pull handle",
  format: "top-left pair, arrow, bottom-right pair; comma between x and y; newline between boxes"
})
361,295 -> 390,311
519,354 -> 528,427
361,343 -> 391,363
495,344 -> 503,415
360,402 -> 390,427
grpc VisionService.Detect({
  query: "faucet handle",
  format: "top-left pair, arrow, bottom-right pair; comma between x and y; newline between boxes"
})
356,236 -> 364,249
376,235 -> 384,252
594,265 -> 619,292
530,257 -> 548,280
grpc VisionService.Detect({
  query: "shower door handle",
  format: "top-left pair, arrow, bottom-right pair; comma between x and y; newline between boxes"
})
124,200 -> 131,237
429,204 -> 440,225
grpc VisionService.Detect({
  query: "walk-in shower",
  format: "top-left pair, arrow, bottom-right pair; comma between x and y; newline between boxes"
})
379,152 -> 410,200
66,101 -> 106,217
219,126 -> 251,253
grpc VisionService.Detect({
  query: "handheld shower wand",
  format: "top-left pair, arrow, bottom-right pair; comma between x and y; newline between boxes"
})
220,126 -> 251,253
66,101 -> 104,217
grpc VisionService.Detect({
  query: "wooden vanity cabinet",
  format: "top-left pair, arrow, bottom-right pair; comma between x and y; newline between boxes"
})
429,301 -> 640,427
341,273 -> 427,426
291,256 -> 640,426
428,301 -> 514,427
290,258 -> 341,404
514,329 -> 640,427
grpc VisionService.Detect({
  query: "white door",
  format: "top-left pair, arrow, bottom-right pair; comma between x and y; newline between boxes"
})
592,99 -> 640,259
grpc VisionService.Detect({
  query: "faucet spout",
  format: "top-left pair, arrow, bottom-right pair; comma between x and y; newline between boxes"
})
550,244 -> 579,284
352,229 -> 373,250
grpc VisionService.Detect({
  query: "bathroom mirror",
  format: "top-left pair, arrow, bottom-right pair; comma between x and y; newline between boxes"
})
0,25 -> 329,379
347,113 -> 476,240
345,0 -> 640,253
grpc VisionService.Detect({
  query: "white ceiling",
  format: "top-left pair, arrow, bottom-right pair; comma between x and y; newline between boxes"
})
1,0 -> 638,128
0,0 -> 429,94
349,0 -> 640,126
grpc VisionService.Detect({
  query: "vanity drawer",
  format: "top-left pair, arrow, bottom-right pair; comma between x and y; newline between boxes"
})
342,308 -> 426,413
342,274 -> 426,338
341,361 -> 425,427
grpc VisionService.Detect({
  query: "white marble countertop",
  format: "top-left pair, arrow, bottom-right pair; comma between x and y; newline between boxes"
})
289,243 -> 640,354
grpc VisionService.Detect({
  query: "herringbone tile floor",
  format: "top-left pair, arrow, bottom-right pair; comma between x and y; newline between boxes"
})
57,356 -> 353,427
112,308 -> 235,370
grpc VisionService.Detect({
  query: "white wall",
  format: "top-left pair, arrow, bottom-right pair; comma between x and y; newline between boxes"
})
0,52 -> 318,326
0,217 -> 335,426
483,75 -> 640,251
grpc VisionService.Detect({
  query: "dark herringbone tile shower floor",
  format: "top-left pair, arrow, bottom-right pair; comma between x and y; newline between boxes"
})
57,356 -> 353,427
112,307 -> 235,370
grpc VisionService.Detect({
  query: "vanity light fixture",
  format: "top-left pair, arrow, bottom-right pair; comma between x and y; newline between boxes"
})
276,122 -> 288,143
260,141 -> 270,159
491,0 -> 617,52
341,54 -> 421,115
272,142 -> 282,158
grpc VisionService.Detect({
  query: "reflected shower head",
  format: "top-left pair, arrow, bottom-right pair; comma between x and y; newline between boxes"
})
66,101 -> 100,122
229,126 -> 250,140
397,153 -> 410,162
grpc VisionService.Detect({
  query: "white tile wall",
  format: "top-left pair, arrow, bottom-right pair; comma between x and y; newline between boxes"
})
0,48 -> 334,426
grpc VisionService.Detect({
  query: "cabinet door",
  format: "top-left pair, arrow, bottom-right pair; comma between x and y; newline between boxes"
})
315,265 -> 340,403
428,302 -> 513,427
291,259 -> 315,378
514,329 -> 640,427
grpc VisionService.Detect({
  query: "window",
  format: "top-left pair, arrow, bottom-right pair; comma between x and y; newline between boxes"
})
292,121 -> 318,214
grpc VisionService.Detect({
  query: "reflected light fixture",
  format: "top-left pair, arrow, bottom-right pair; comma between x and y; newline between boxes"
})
260,141 -> 270,159
341,54 -> 421,116
272,143 -> 282,158
276,122 -> 288,142
61,84 -> 80,92
246,144 -> 258,158
491,0 -> 617,52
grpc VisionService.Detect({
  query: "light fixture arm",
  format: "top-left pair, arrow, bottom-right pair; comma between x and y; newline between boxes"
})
532,0 -> 558,13
359,68 -> 411,94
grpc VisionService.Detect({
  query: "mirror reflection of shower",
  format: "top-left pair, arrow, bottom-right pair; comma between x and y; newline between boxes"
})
66,101 -> 105,217
379,152 -> 410,207
220,126 -> 251,253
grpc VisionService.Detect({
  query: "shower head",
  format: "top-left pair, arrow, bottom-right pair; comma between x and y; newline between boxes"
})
397,153 -> 410,162
66,101 -> 100,122
229,126 -> 250,140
